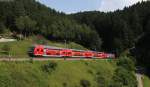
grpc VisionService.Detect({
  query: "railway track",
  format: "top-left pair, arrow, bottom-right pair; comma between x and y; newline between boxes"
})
0,57 -> 113,61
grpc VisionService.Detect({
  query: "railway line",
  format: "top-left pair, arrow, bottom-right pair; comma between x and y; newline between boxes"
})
0,45 -> 115,61
0,57 -> 113,61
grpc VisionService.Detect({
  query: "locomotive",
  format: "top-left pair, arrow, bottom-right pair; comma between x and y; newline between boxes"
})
28,45 -> 115,59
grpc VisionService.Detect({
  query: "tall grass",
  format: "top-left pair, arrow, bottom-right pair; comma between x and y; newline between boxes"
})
0,60 -> 116,87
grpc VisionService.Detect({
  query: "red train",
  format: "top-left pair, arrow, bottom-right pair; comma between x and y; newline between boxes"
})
28,45 -> 115,59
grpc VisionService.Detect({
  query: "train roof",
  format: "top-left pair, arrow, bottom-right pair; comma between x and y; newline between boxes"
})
33,45 -> 91,52
30,45 -> 115,55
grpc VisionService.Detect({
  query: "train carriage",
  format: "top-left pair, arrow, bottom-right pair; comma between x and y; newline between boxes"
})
28,45 -> 115,59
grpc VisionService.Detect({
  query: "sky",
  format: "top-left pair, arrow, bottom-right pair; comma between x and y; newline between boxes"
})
37,0 -> 147,14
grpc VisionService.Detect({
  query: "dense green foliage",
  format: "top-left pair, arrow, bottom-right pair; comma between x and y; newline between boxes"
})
71,1 -> 150,54
117,56 -> 135,71
70,1 -> 150,67
0,0 -> 101,50
134,33 -> 150,67
110,56 -> 137,87
111,67 -> 137,87
15,16 -> 37,37
1,1 -> 150,85
0,60 -> 116,87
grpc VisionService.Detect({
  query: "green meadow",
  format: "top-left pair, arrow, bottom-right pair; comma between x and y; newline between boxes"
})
0,60 -> 116,87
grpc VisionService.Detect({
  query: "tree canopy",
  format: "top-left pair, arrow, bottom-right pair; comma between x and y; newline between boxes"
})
0,0 -> 102,50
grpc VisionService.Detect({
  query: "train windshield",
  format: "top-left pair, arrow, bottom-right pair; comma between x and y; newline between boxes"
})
28,46 -> 35,52
28,46 -> 36,57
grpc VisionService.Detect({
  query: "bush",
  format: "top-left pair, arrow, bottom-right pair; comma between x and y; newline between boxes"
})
110,56 -> 137,87
112,67 -> 137,87
117,56 -> 135,71
109,81 -> 123,87
62,82 -> 67,87
95,71 -> 110,87
87,69 -> 93,75
96,76 -> 107,87
41,62 -> 57,73
80,79 -> 91,87
84,62 -> 89,66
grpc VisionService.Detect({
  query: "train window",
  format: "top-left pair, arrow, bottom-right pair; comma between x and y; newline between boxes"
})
40,49 -> 43,52
29,47 -> 35,51
68,52 -> 72,54
47,53 -> 51,55
37,49 -> 39,51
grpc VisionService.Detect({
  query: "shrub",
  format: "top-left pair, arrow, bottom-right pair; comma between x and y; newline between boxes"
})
109,81 -> 123,87
96,76 -> 106,87
84,62 -> 89,66
112,67 -> 137,87
62,82 -> 67,87
87,69 -> 93,75
95,72 -> 110,87
110,56 -> 137,87
80,79 -> 91,87
41,62 -> 57,73
117,56 -> 135,71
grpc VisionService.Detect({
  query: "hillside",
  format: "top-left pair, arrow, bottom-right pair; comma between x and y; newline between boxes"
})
71,1 -> 150,54
0,60 -> 116,87
70,1 -> 150,69
143,75 -> 150,87
0,36 -> 87,58
0,0 -> 150,57
1,0 -> 150,87
0,0 -> 101,50
0,56 -> 137,87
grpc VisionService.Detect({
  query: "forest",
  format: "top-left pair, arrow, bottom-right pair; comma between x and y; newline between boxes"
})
0,0 -> 150,68
71,1 -> 150,68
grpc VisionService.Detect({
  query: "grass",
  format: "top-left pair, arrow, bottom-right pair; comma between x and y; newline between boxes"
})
0,60 -> 116,87
0,37 -> 117,87
0,37 -> 87,58
0,39 -> 31,58
143,75 -> 150,87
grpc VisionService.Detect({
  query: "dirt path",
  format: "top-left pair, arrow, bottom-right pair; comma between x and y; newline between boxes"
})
0,38 -> 16,42
136,73 -> 143,87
